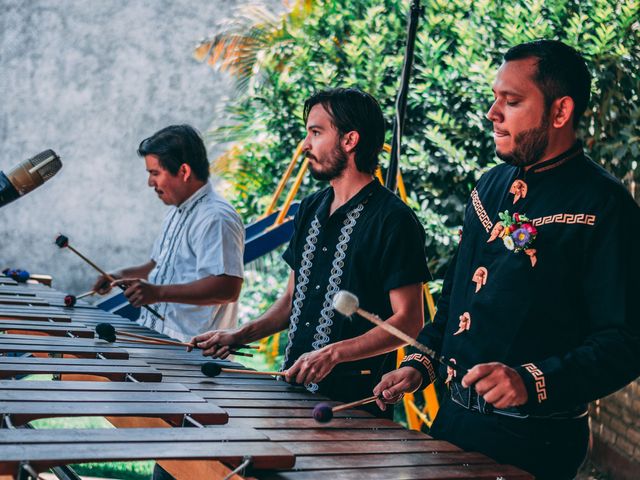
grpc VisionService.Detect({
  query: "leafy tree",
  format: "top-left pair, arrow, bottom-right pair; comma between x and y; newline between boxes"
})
197,0 -> 640,278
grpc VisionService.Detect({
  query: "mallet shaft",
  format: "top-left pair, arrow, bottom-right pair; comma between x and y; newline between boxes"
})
76,290 -> 95,300
333,395 -> 378,413
355,307 -> 462,374
65,243 -> 164,321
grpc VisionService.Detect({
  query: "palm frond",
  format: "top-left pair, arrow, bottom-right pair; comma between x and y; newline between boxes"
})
194,2 -> 315,90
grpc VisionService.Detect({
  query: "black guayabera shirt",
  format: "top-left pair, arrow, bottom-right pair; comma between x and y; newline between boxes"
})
403,143 -> 640,415
282,179 -> 431,405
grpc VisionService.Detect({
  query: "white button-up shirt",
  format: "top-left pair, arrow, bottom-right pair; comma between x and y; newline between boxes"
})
138,182 -> 244,342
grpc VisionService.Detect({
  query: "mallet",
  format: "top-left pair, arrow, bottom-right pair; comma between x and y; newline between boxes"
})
312,395 -> 380,423
201,362 -> 285,378
201,362 -> 372,379
64,290 -> 95,307
55,234 -> 164,321
94,323 -> 253,356
332,290 -> 465,376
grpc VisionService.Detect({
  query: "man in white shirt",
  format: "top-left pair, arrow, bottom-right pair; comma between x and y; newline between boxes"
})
93,124 -> 244,342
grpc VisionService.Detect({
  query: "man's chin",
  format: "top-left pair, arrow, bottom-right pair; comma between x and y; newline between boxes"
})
496,149 -> 524,167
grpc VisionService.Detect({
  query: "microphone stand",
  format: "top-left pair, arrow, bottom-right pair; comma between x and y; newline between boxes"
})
385,0 -> 423,193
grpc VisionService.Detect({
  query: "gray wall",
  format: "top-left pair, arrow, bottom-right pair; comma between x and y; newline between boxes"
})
0,0 -> 257,294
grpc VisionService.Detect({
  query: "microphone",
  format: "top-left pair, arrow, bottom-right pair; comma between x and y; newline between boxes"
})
0,150 -> 62,208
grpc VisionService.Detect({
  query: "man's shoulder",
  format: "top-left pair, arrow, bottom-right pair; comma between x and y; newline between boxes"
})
582,156 -> 630,195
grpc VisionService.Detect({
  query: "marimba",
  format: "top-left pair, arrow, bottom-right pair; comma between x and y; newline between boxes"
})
0,275 -> 534,479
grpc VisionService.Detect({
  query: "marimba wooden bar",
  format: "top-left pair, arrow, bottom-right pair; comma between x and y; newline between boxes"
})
0,276 -> 533,479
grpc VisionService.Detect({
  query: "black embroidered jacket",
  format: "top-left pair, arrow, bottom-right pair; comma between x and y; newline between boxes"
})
402,143 -> 640,414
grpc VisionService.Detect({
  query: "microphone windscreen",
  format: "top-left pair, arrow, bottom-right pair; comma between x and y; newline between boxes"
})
201,362 -> 222,377
6,150 -> 62,194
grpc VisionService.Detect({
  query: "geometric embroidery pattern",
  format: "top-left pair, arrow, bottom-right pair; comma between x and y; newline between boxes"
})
531,213 -> 596,227
402,353 -> 436,384
522,362 -> 547,403
471,188 -> 493,233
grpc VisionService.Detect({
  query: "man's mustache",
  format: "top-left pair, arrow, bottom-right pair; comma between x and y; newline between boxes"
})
305,152 -> 317,161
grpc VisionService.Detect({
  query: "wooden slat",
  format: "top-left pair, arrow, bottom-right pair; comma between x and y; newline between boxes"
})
0,429 -> 294,472
0,380 -> 187,392
0,312 -> 71,322
276,439 -> 462,455
0,400 -> 227,426
260,464 -> 533,480
0,295 -> 49,306
291,451 -> 494,470
0,320 -> 93,337
0,340 -> 128,359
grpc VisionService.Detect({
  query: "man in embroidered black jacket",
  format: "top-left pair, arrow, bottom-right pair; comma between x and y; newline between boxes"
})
192,88 -> 431,411
374,40 -> 640,478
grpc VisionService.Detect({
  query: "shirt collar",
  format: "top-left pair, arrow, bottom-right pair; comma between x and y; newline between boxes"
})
176,182 -> 211,213
316,179 -> 380,225
527,141 -> 584,175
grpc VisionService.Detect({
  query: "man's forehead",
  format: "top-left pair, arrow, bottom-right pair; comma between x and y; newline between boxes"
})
492,58 -> 539,93
306,103 -> 334,127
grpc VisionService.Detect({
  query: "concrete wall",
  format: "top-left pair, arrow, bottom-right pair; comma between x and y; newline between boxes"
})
0,0 -> 256,294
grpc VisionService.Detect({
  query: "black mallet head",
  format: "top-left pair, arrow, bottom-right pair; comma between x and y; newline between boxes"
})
201,362 -> 222,378
55,234 -> 69,248
95,323 -> 116,343
312,403 -> 334,423
64,295 -> 76,307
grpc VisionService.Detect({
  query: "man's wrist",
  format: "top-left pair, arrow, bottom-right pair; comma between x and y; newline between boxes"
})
325,343 -> 344,365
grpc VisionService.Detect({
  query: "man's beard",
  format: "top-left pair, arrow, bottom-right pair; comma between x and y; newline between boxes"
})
308,142 -> 348,181
496,114 -> 550,167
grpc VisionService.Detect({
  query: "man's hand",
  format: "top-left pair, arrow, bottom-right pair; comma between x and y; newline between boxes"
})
93,273 -> 118,295
373,366 -> 423,411
284,346 -> 339,385
190,329 -> 244,359
112,278 -> 161,308
462,362 -> 528,409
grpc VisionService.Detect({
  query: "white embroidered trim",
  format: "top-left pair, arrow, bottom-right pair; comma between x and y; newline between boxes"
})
282,216 -> 320,369
282,203 -> 364,394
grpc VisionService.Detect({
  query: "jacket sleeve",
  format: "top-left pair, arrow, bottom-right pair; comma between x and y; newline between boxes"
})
400,248 -> 459,389
516,191 -> 640,413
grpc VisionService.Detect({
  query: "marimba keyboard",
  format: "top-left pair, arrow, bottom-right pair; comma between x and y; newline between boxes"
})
0,276 -> 533,479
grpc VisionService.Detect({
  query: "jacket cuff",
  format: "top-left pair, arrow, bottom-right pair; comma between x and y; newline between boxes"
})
515,362 -> 548,411
400,353 -> 437,390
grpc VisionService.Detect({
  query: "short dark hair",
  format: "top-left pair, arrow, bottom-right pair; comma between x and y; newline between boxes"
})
504,40 -> 591,127
137,124 -> 210,181
303,88 -> 385,174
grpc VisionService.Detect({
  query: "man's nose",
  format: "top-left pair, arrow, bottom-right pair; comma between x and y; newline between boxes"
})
486,101 -> 501,123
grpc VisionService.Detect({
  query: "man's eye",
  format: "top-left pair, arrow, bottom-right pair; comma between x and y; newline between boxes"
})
506,101 -> 519,106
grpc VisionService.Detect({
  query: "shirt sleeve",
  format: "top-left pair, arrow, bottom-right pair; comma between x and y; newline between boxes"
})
378,208 -> 431,292
282,198 -> 308,270
515,191 -> 640,413
191,211 -> 245,279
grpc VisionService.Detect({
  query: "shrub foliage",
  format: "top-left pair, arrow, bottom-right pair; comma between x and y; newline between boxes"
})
200,0 -> 639,277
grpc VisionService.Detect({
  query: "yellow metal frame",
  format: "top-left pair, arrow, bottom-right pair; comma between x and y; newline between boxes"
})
258,142 -> 440,428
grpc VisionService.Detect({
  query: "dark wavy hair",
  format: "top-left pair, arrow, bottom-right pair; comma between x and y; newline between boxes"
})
137,124 -> 210,181
303,88 -> 385,174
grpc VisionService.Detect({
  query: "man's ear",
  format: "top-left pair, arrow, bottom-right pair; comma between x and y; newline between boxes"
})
178,163 -> 192,182
341,130 -> 360,153
551,96 -> 575,129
